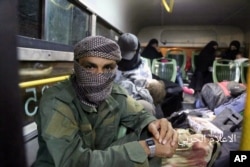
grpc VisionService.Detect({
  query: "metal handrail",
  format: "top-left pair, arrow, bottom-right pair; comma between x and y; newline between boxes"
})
19,75 -> 70,88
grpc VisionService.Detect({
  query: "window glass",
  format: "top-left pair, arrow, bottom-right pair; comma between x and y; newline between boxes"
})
96,18 -> 121,41
110,29 -> 121,41
96,21 -> 111,39
18,0 -> 42,38
44,0 -> 90,45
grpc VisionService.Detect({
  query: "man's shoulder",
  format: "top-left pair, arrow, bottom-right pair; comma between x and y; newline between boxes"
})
41,79 -> 74,101
112,83 -> 129,95
38,79 -> 76,120
112,83 -> 145,112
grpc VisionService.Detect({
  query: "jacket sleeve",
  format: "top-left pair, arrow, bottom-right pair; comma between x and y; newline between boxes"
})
35,93 -> 155,167
120,95 -> 157,131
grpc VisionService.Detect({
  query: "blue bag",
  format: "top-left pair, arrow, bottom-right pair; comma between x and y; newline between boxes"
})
214,92 -> 246,115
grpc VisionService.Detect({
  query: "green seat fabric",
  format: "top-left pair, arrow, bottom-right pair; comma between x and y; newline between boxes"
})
117,125 -> 127,139
166,49 -> 186,79
240,60 -> 249,84
212,59 -> 239,83
151,58 -> 177,82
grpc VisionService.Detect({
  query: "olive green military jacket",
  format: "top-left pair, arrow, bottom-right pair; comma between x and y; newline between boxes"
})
34,79 -> 157,167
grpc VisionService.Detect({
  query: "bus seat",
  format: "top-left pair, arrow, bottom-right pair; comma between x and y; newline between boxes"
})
240,60 -> 249,84
25,136 -> 38,167
212,59 -> 239,83
117,125 -> 127,139
23,122 -> 38,167
166,49 -> 186,79
151,58 -> 177,82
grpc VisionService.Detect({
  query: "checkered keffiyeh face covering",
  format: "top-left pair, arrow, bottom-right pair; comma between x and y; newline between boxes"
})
74,36 -> 121,61
72,36 -> 121,107
73,62 -> 116,107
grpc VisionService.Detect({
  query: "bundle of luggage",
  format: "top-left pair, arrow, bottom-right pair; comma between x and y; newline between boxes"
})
197,81 -> 246,114
166,81 -> 247,167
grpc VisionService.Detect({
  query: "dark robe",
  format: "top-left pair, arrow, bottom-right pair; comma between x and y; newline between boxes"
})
189,41 -> 218,91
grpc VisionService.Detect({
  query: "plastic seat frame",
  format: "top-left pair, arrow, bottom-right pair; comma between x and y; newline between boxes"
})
240,60 -> 249,84
212,59 -> 239,83
151,57 -> 177,82
166,49 -> 187,79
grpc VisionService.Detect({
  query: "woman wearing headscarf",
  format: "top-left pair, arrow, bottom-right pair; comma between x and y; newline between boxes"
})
189,41 -> 218,92
221,40 -> 241,60
141,38 -> 163,63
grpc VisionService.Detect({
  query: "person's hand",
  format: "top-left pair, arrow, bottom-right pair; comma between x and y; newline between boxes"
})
147,118 -> 178,146
154,138 -> 177,158
179,137 -> 211,167
139,138 -> 177,158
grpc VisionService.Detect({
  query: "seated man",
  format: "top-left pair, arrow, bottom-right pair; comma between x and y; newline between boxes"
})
33,36 -> 178,167
115,33 -> 165,115
116,33 -> 183,118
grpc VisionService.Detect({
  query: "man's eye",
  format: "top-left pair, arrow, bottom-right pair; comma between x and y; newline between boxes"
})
84,65 -> 94,69
105,65 -> 115,71
105,66 -> 112,70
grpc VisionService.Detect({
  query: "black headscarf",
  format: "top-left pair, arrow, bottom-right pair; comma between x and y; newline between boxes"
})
222,40 -> 241,60
141,39 -> 163,60
196,41 -> 218,72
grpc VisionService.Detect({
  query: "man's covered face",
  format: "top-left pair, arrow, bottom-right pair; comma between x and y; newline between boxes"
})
72,36 -> 121,107
73,56 -> 117,107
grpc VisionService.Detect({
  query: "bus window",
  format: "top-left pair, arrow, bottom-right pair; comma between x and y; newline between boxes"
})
96,18 -> 121,41
18,0 -> 42,38
44,0 -> 90,45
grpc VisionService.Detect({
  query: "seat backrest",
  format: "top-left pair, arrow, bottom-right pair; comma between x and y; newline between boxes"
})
151,58 -> 177,82
166,49 -> 186,79
23,122 -> 39,167
117,125 -> 127,139
240,60 -> 249,84
212,59 -> 239,83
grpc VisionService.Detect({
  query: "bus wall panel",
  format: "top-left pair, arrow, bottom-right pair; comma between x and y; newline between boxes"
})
138,25 -> 244,48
